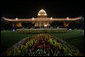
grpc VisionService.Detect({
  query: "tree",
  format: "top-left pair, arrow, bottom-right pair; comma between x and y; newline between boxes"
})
1,18 -> 12,30
22,22 -> 34,28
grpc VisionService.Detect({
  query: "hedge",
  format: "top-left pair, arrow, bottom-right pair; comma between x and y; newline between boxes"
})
16,28 -> 68,34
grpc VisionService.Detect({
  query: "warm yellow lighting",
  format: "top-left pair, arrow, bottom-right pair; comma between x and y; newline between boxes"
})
16,18 -> 18,20
67,17 -> 69,20
38,9 -> 47,16
50,17 -> 53,20
38,14 -> 41,16
39,9 -> 46,13
44,13 -> 47,15
32,17 -> 34,20
44,24 -> 47,27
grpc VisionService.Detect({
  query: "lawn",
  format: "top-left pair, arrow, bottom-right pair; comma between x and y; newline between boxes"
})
1,29 -> 84,54
49,29 -> 84,53
1,31 -> 37,53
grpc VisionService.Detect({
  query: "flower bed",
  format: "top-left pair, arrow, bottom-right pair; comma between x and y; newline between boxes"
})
16,28 -> 68,34
2,34 -> 81,56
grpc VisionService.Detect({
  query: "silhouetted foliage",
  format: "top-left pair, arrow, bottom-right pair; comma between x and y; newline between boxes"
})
51,21 -> 63,28
1,18 -> 12,30
22,22 -> 34,28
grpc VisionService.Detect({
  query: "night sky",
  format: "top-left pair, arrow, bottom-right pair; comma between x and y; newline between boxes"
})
1,0 -> 84,18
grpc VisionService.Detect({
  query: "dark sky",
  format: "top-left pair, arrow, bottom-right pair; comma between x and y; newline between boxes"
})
1,0 -> 84,18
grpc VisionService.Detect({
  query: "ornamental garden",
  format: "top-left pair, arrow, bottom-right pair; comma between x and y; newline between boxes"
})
1,9 -> 84,56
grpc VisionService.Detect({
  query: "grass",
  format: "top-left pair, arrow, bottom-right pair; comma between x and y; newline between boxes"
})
1,31 -> 37,53
49,29 -> 84,53
1,29 -> 84,54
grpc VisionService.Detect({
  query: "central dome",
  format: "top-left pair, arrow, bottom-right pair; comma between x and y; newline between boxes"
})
37,9 -> 47,17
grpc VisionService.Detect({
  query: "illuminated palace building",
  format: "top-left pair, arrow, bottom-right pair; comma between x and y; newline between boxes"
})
3,9 -> 81,28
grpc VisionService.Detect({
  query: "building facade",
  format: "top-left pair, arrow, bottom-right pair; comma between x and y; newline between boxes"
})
3,9 -> 81,28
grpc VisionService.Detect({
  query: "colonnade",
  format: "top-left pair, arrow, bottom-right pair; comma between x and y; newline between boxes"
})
12,21 -> 70,28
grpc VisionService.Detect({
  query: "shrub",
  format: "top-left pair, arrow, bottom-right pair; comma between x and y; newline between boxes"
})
2,34 -> 81,56
16,28 -> 68,34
